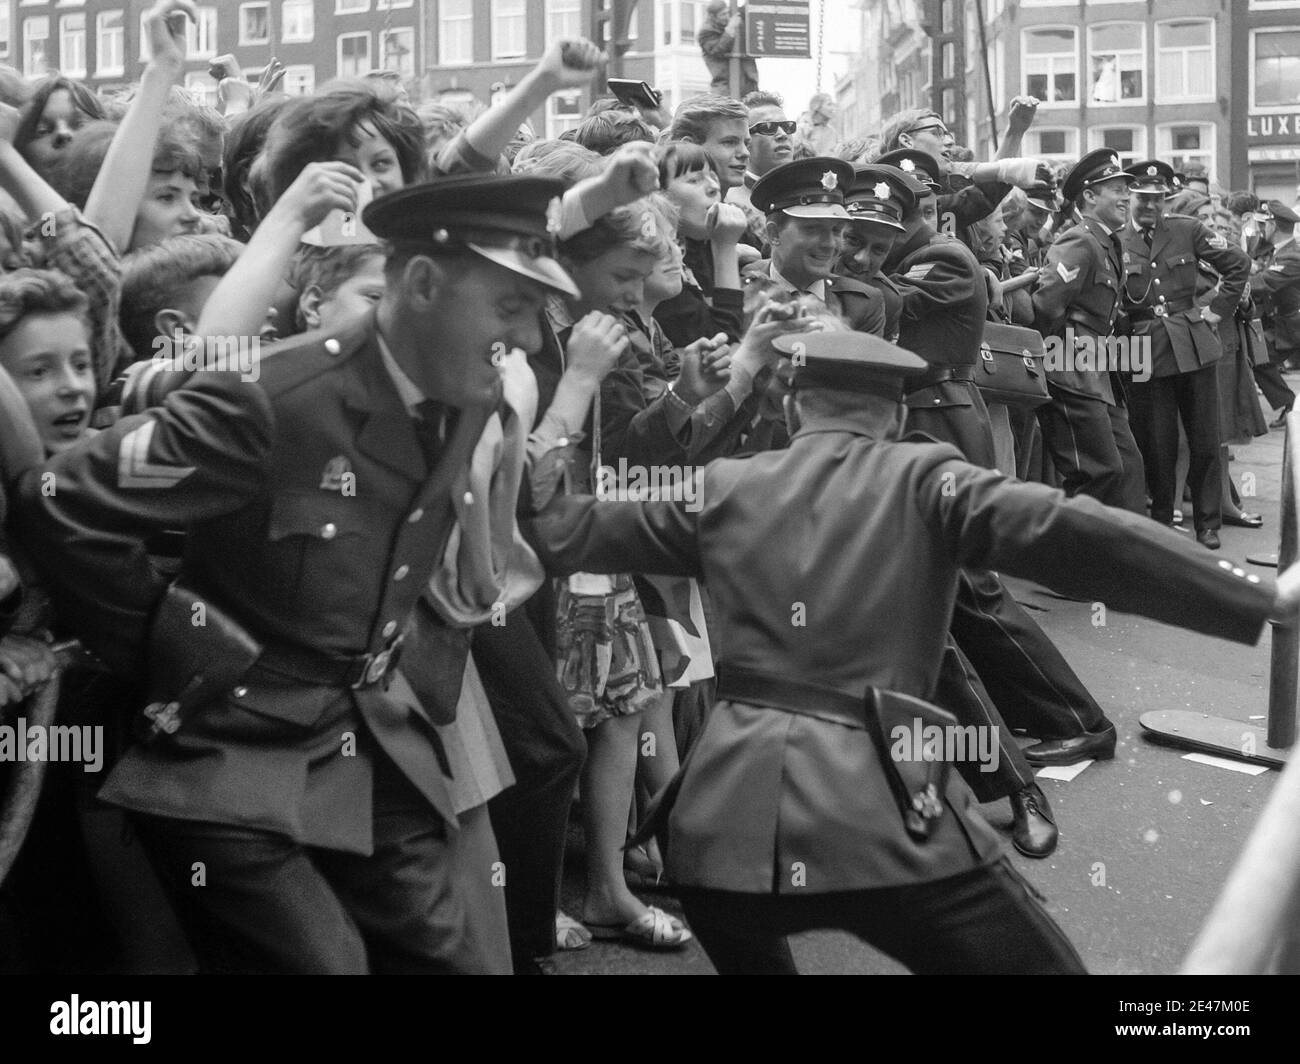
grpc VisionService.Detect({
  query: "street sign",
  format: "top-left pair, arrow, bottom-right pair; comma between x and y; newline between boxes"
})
744,1 -> 811,59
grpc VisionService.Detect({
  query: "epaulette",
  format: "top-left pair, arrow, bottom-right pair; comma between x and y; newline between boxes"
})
255,312 -> 374,399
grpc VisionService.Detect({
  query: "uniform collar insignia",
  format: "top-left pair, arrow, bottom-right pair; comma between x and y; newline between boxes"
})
821,170 -> 838,191
320,456 -> 353,491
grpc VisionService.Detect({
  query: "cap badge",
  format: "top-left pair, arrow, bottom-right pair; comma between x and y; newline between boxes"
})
1146,165 -> 1156,176
821,170 -> 838,191
1108,154 -> 1120,168
899,158 -> 916,173
545,195 -> 564,236
874,182 -> 891,200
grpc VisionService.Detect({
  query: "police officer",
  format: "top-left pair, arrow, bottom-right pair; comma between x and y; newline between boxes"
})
526,329 -> 1286,974
1247,200 -> 1298,423
13,175 -> 582,974
1032,148 -> 1146,512
1119,160 -> 1250,550
743,157 -> 887,335
1255,199 -> 1300,385
838,162 -> 911,341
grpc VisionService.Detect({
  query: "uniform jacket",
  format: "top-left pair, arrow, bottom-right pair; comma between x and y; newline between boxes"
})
526,411 -> 1273,892
14,309 -> 495,853
1120,214 -> 1250,377
884,226 -> 996,466
1032,215 -> 1124,404
741,259 -> 887,337
861,272 -> 904,342
1255,237 -> 1300,353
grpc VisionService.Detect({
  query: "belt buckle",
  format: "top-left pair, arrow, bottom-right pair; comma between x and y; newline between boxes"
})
353,636 -> 404,690
1153,303 -> 1168,318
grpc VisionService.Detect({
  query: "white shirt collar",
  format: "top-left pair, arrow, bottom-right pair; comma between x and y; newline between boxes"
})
770,262 -> 827,302
376,330 -> 426,417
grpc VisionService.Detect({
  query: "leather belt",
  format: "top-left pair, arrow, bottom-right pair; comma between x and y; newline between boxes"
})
255,635 -> 406,690
905,364 -> 976,394
1128,296 -> 1196,322
716,665 -> 867,730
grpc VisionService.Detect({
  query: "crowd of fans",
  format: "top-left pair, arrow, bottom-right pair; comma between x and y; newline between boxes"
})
0,0 -> 1296,975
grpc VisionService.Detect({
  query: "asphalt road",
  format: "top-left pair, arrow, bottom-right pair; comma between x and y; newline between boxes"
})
552,422 -> 1289,975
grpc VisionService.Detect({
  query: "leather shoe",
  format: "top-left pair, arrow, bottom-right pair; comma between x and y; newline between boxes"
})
1271,409 -> 1291,428
1024,721 -> 1117,766
1223,511 -> 1263,529
1010,784 -> 1057,858
1196,528 -> 1221,550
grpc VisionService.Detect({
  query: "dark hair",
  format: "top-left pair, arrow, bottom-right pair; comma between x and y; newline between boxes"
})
262,80 -> 424,204
669,94 -> 747,143
48,120 -> 204,211
119,234 -> 244,358
1225,190 -> 1260,218
15,77 -> 108,160
655,140 -> 719,188
573,110 -> 656,155
222,97 -> 289,238
0,267 -> 89,344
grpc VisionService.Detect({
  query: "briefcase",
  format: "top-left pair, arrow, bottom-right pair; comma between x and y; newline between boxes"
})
975,321 -> 1050,409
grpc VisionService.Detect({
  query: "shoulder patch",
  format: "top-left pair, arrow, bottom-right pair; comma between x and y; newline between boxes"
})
118,420 -> 195,489
1056,262 -> 1081,283
904,263 -> 936,281
1207,233 -> 1227,250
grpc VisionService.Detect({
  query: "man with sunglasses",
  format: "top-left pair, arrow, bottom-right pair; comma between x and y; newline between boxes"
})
726,92 -> 796,244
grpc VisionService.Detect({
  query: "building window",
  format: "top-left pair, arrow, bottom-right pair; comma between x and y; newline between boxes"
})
0,5 -> 10,60
547,0 -> 581,45
547,89 -> 583,138
1156,124 -> 1214,182
377,0 -> 413,9
493,0 -> 526,60
599,0 -> 637,47
95,10 -> 122,74
380,26 -> 415,79
1253,29 -> 1300,110
184,71 -> 218,108
149,7 -> 216,61
22,16 -> 47,78
338,32 -> 369,78
1023,27 -> 1077,104
1156,20 -> 1214,102
680,1 -> 702,45
58,11 -> 83,75
440,0 -> 473,66
1026,127 -> 1077,162
281,0 -> 313,42
1088,126 -> 1146,170
1088,22 -> 1144,104
239,3 -> 268,46
336,0 -> 369,13
283,63 -> 314,95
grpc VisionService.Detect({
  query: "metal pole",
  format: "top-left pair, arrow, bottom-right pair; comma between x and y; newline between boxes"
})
728,0 -> 741,99
1268,411 -> 1300,750
973,0 -> 998,153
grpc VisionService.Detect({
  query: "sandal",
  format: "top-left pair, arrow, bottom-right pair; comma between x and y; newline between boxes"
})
555,910 -> 592,951
587,906 -> 693,949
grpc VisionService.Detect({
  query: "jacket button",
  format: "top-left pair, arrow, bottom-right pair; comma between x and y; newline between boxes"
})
382,620 -> 397,638
320,523 -> 337,539
394,565 -> 410,581
232,686 -> 248,698
1153,278 -> 1160,286
324,339 -> 341,355
407,508 -> 424,523
1218,560 -> 1232,570
1232,567 -> 1246,578
463,491 -> 474,506
933,398 -> 941,405
1248,574 -> 1261,584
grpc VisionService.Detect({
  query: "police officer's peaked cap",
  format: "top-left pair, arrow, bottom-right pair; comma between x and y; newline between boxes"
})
1124,159 -> 1177,196
1024,181 -> 1059,213
873,149 -> 942,194
363,174 -> 580,298
1267,200 -> 1300,226
750,157 -> 855,219
845,165 -> 914,230
773,330 -> 928,399
1061,148 -> 1133,202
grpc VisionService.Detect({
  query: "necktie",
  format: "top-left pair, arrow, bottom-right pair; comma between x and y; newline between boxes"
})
413,399 -> 445,468
1142,227 -> 1153,250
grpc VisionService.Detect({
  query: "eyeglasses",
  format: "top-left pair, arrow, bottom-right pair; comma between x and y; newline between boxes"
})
907,123 -> 953,140
749,120 -> 796,137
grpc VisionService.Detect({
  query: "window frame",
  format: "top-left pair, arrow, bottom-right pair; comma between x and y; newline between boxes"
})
1250,26 -> 1300,113
1025,126 -> 1079,163
546,88 -> 584,139
337,30 -> 371,79
282,63 -> 315,95
1087,21 -> 1146,107
238,2 -> 270,47
335,0 -> 370,14
95,9 -> 123,76
492,0 -> 527,61
1021,25 -> 1079,107
439,0 -> 473,66
22,15 -> 48,79
281,0 -> 314,43
1087,125 -> 1147,170
1155,122 -> 1216,184
546,0 -> 581,46
379,25 -> 415,79
57,10 -> 84,77
1155,18 -> 1215,104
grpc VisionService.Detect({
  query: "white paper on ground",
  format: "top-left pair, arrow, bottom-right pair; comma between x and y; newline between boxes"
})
1035,760 -> 1094,782
1181,753 -> 1269,776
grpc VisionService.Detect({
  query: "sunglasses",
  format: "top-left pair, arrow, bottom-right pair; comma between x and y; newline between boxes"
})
749,120 -> 796,136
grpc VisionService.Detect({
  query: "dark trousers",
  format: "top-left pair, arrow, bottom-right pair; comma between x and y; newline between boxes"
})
932,638 -> 1036,803
950,570 -> 1106,740
679,858 -> 1087,974
474,606 -> 586,968
1255,361 -> 1295,413
133,750 -> 506,974
1128,366 -> 1222,531
1037,387 -> 1146,513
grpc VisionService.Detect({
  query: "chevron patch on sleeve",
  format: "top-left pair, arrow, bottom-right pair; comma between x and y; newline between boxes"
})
118,420 -> 196,489
904,263 -> 936,280
1056,262 -> 1080,283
